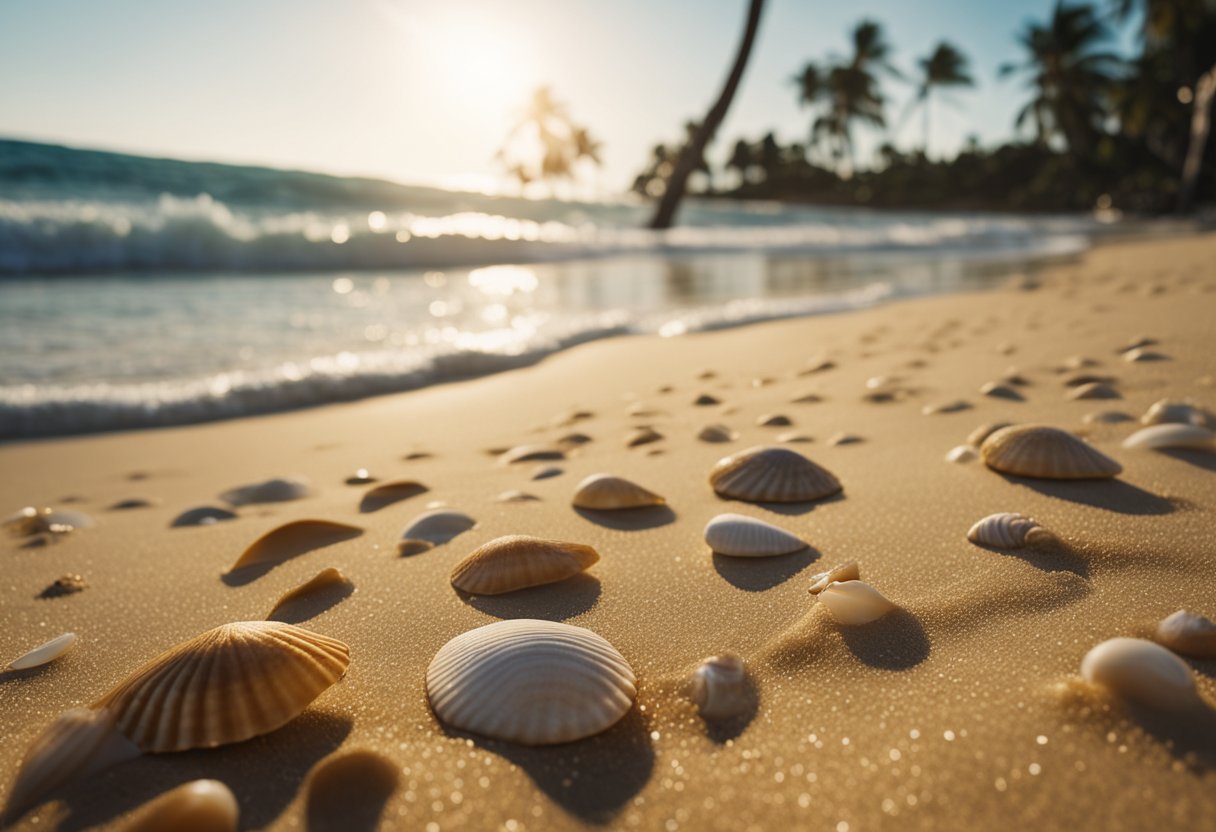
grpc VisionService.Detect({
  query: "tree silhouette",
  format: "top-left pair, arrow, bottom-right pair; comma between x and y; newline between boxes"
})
498,86 -> 602,194
910,42 -> 974,157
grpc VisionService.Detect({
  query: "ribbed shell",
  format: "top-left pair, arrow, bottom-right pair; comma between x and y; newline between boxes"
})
126,780 -> 239,832
1155,610 -> 1216,659
450,535 -> 599,595
1080,637 -> 1197,710
426,619 -> 636,745
818,580 -> 896,625
709,446 -> 842,503
966,512 -> 1053,549
980,425 -> 1122,479
10,632 -> 77,670
93,621 -> 349,752
1122,424 -> 1214,450
397,509 -> 477,554
220,477 -> 312,506
227,520 -> 362,573
689,654 -> 748,720
571,474 -> 665,510
703,513 -> 806,557
807,562 -> 860,594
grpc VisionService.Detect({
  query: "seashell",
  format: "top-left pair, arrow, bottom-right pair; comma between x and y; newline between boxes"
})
306,749 -> 399,832
10,632 -> 77,670
125,780 -> 239,832
552,408 -> 594,427
39,574 -> 87,599
1119,335 -> 1157,353
704,513 -> 806,557
496,490 -> 540,502
220,476 -> 313,506
807,561 -> 860,594
426,619 -> 636,744
789,392 -> 823,404
626,426 -> 663,447
1080,637 -> 1198,710
1002,369 -> 1030,386
1082,410 -> 1133,425
1061,372 -> 1115,388
1123,348 -> 1167,362
556,432 -> 593,448
827,432 -> 862,446
698,424 -> 737,443
359,480 -> 428,512
450,535 -> 599,595
397,509 -> 477,555
499,444 -> 566,465
1122,424 -> 1215,451
980,425 -> 1121,479
109,498 -> 156,510
944,444 -> 978,464
170,506 -> 237,528
626,402 -> 665,417
777,431 -> 813,444
95,621 -> 349,752
1067,382 -> 1120,400
818,580 -> 896,625
697,368 -> 718,379
344,468 -> 376,485
1155,610 -> 1216,659
690,654 -> 749,720
4,507 -> 94,537
709,446 -> 842,503
266,568 -> 354,622
979,382 -> 1022,400
757,413 -> 792,427
865,375 -> 897,390
966,512 -> 1053,548
402,450 -> 433,461
693,393 -> 720,406
226,520 -> 362,574
572,474 -> 665,510
531,465 -> 563,480
1141,398 -> 1212,427
921,400 -> 971,416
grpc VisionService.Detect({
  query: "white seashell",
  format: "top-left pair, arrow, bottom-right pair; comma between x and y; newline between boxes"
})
709,446 -> 842,503
807,562 -> 860,594
571,474 -> 665,510
1067,382 -> 1120,400
499,444 -> 565,465
966,512 -> 1053,548
690,654 -> 749,720
125,779 -> 239,832
1154,610 -> 1216,659
1140,398 -> 1211,427
818,580 -> 896,625
704,513 -> 806,557
220,476 -> 313,506
10,632 -> 77,670
426,619 -> 636,745
397,509 -> 477,555
980,425 -> 1121,479
450,535 -> 599,595
1122,423 -> 1215,451
944,445 -> 978,463
698,424 -> 737,443
1080,637 -> 1198,710
227,520 -> 363,574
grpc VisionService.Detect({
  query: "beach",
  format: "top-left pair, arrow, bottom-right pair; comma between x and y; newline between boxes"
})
2,231 -> 1215,830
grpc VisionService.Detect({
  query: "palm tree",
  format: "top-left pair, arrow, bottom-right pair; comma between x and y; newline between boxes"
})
910,42 -> 974,157
726,138 -> 754,186
499,86 -> 602,193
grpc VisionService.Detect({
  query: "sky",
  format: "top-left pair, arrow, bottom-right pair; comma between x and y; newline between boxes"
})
0,0 -> 1139,196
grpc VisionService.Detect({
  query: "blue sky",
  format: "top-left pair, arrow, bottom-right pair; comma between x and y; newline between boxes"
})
0,0 -> 1138,194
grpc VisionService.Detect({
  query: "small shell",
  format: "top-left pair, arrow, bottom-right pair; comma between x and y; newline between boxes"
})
572,474 -> 665,510
125,780 -> 239,832
921,400 -> 971,416
496,490 -> 540,503
626,402 -> 665,417
709,446 -> 842,503
556,432 -> 593,448
531,465 -> 563,480
626,427 -> 663,447
3,507 -> 94,537
697,424 -> 737,443
789,392 -> 823,404
305,749 -> 399,831
1067,382 -> 1120,400
344,468 -> 376,485
1154,610 -> 1216,659
170,506 -> 238,528
226,520 -> 363,574
690,654 -> 749,720
827,432 -> 862,446
94,621 -> 349,752
499,444 -> 565,465
800,357 -> 835,374
266,568 -> 354,621
944,444 -> 978,463
109,498 -> 156,510
1140,399 -> 1212,428
397,509 -> 477,555
1119,335 -> 1157,353
1082,410 -> 1133,424
966,422 -> 1013,448
818,580 -> 896,625
220,476 -> 313,506
703,513 -> 806,557
777,431 -> 813,444
1062,372 -> 1115,388
1122,424 -> 1215,450
426,619 -> 636,745
1123,348 -> 1167,362
39,574 -> 87,599
693,393 -> 720,406
980,425 -> 1122,479
450,535 -> 599,595
1080,637 -> 1198,710
1060,355 -> 1098,371
359,480 -> 428,512
807,562 -> 860,594
980,382 -> 1022,400
757,413 -> 792,427
10,632 -> 77,670
966,512 -> 1053,548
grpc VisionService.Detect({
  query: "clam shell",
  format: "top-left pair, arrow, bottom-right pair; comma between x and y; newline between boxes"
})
499,444 -> 565,465
1141,398 -> 1211,427
690,654 -> 749,720
220,476 -> 312,506
426,619 -> 636,745
1067,382 -> 1120,400
980,425 -> 1122,479
94,621 -> 349,752
966,512 -> 1053,548
807,561 -> 860,594
266,568 -> 354,621
944,444 -> 978,463
818,580 -> 896,625
10,632 -> 77,670
709,446 -> 842,503
1155,610 -> 1216,659
126,780 -> 239,832
1080,637 -> 1197,710
227,520 -> 363,574
757,413 -> 792,427
966,422 -> 1012,448
572,474 -> 665,510
397,509 -> 477,554
703,513 -> 806,557
698,424 -> 737,443
626,427 -> 663,447
1122,424 -> 1215,450
450,535 -> 599,595
359,480 -> 427,512
171,506 -> 238,528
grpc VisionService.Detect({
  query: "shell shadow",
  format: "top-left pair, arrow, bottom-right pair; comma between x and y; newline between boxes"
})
838,609 -> 931,670
712,548 -> 819,592
267,582 -> 356,625
1115,698 -> 1216,769
999,474 -> 1176,516
703,675 -> 761,745
968,540 -> 1090,578
460,573 -> 602,621
1157,448 -> 1216,472
573,506 -> 676,531
221,527 -> 363,587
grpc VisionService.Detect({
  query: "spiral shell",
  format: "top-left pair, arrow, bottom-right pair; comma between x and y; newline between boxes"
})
1154,610 -> 1216,659
703,513 -> 806,557
450,535 -> 599,595
1080,637 -> 1198,710
709,446 -> 842,503
220,476 -> 312,506
690,654 -> 749,720
426,619 -> 636,745
1122,424 -> 1215,451
126,780 -> 239,832
9,632 -> 77,671
397,509 -> 477,555
980,425 -> 1121,479
807,562 -> 860,594
818,580 -> 896,625
966,512 -> 1053,549
227,520 -> 362,574
572,474 -> 666,510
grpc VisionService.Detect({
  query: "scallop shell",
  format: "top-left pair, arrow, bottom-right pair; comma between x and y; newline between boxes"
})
703,513 -> 806,557
426,619 -> 636,745
698,424 -> 737,443
818,580 -> 896,625
171,506 -> 238,528
966,512 -> 1053,548
10,632 -> 77,671
980,425 -> 1122,479
1067,382 -> 1120,400
757,413 -> 792,427
1122,424 -> 1215,450
94,621 -> 349,752
1080,637 -> 1198,710
397,509 -> 477,555
572,474 -> 665,510
1154,610 -> 1216,659
1141,398 -> 1211,427
359,480 -> 428,512
966,422 -> 1012,448
226,520 -> 363,574
690,654 -> 749,720
626,427 -> 663,447
499,444 -> 565,465
125,780 -> 239,832
450,535 -> 599,595
944,445 -> 978,463
807,561 -> 860,594
709,446 -> 842,503
266,568 -> 354,621
220,476 -> 313,506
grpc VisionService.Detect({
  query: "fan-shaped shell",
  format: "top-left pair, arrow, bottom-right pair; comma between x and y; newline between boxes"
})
1154,610 -> 1216,659
426,619 -> 636,745
266,568 -> 354,621
171,506 -> 238,528
967,512 -> 1052,548
227,520 -> 363,574
220,476 -> 312,506
10,632 -> 77,670
450,535 -> 599,595
1141,398 -> 1211,427
704,513 -> 806,557
818,580 -> 896,625
397,509 -> 477,555
944,444 -> 978,463
126,780 -> 239,832
1067,382 -> 1120,400
359,480 -> 428,512
807,561 -> 860,594
1122,424 -> 1214,450
698,424 -> 737,443
980,425 -> 1121,479
1080,637 -> 1197,710
709,446 -> 842,503
690,654 -> 749,720
571,474 -> 665,510
93,621 -> 349,752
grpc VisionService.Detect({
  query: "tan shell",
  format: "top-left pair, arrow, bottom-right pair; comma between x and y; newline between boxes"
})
1080,638 -> 1198,710
426,619 -> 636,745
94,621 -> 349,752
1154,610 -> 1216,659
499,444 -> 565,465
226,520 -> 362,574
697,424 -> 737,443
818,580 -> 896,625
1067,382 -> 1120,401
450,535 -> 599,595
572,474 -> 665,510
944,444 -> 978,463
966,512 -> 1053,548
10,632 -> 77,670
125,780 -> 239,832
980,425 -> 1122,479
1141,398 -> 1212,427
266,568 -> 353,621
1123,347 -> 1167,362
690,654 -> 749,720
808,562 -> 860,594
397,509 -> 477,555
1122,424 -> 1215,450
709,446 -> 842,503
359,480 -> 428,512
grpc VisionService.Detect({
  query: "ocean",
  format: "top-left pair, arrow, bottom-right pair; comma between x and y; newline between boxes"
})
0,139 -> 1108,439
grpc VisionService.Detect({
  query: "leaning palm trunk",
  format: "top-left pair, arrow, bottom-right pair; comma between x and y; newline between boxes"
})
1178,61 -> 1216,215
648,0 -> 764,230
